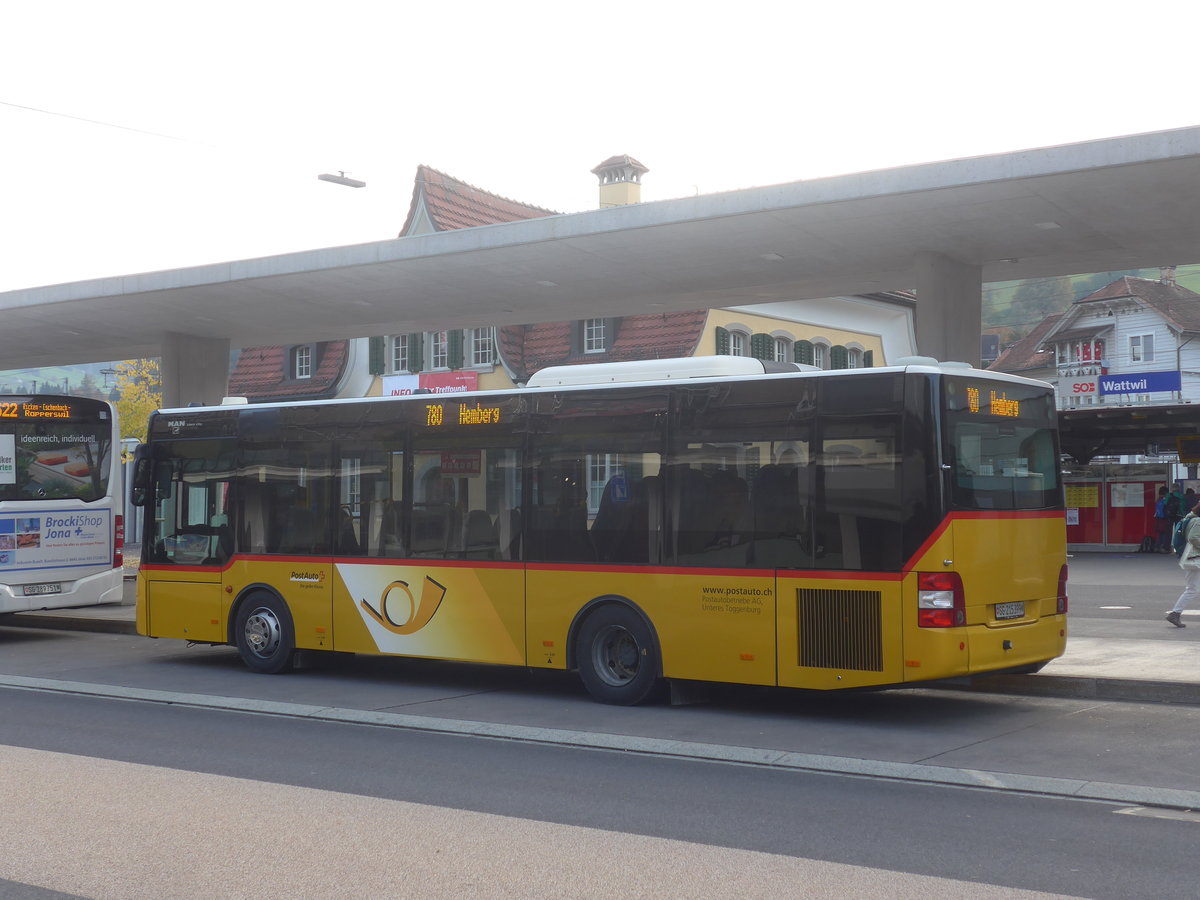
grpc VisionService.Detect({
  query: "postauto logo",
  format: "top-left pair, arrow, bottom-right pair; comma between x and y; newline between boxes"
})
360,576 -> 447,635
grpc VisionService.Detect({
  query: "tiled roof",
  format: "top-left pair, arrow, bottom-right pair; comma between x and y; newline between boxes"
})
989,313 -> 1062,375
1077,276 -> 1200,332
228,342 -> 347,402
991,277 -> 1200,377
399,165 -> 558,236
498,310 -> 709,382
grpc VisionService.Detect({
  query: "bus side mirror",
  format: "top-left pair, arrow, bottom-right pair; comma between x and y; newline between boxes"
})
130,446 -> 151,508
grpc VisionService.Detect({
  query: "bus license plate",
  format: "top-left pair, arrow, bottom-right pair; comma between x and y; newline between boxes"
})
23,583 -> 62,596
995,601 -> 1024,620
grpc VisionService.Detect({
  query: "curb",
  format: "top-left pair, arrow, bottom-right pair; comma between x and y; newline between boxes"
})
948,672 -> 1200,707
4,672 -> 1200,812
8,613 -> 1200,707
4,613 -> 138,637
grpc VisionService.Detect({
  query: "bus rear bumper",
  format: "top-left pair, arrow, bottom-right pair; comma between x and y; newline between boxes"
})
0,567 -> 124,614
966,616 -> 1068,676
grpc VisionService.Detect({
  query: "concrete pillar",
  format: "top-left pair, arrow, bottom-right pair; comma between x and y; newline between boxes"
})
160,332 -> 231,408
913,251 -> 982,365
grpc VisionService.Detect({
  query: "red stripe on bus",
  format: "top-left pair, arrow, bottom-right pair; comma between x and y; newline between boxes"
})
140,509 -> 1062,580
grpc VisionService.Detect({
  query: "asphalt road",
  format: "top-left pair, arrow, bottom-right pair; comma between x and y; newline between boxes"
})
2,684 -> 1198,900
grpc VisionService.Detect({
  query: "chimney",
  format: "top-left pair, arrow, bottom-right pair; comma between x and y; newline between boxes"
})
592,155 -> 649,208
1160,265 -> 1177,286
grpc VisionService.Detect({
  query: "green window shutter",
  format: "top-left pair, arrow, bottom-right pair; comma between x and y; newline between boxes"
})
794,340 -> 814,365
863,350 -> 874,368
607,317 -> 621,348
831,345 -> 848,370
368,336 -> 385,375
715,326 -> 731,356
408,333 -> 424,372
448,329 -> 465,370
750,333 -> 772,360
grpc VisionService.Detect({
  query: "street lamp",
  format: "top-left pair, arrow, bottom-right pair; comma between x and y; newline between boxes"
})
318,171 -> 366,188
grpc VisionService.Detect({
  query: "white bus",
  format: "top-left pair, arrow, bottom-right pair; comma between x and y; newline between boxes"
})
0,394 -> 124,612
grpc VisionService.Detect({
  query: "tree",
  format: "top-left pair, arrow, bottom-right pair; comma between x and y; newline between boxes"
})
77,371 -> 102,400
1009,275 -> 1076,328
113,358 -> 161,442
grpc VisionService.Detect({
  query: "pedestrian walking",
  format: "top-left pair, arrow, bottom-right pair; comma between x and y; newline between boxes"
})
1169,501 -> 1200,627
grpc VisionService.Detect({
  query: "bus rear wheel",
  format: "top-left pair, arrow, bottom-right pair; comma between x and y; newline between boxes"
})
235,595 -> 296,674
575,605 -> 661,705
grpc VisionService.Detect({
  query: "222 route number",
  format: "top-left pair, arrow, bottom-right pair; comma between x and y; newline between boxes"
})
0,402 -> 18,418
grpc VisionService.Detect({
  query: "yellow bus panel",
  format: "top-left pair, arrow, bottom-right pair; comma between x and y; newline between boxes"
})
776,573 -> 906,690
333,562 -> 524,665
526,566 -> 777,685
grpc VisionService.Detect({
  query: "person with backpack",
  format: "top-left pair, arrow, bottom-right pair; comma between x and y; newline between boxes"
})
1165,485 -> 1185,525
1169,501 -> 1200,627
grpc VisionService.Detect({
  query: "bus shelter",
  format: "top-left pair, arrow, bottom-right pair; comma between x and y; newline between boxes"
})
1059,404 -> 1200,552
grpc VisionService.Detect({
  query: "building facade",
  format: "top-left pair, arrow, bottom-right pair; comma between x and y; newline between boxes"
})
992,269 -> 1200,409
231,160 -> 916,403
992,269 -> 1200,552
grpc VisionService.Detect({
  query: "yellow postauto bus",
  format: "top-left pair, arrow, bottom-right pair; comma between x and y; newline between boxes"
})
131,356 -> 1067,704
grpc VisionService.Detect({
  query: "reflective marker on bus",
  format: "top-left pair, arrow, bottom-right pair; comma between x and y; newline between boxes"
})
0,395 -> 124,613
131,356 -> 1067,704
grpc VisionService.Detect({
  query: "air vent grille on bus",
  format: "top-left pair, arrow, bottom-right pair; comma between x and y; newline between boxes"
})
796,588 -> 883,671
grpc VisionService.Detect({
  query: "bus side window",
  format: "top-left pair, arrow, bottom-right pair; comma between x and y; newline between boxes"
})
750,464 -> 809,568
815,424 -> 903,571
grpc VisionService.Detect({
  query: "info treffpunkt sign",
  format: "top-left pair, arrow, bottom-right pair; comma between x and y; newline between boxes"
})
1099,371 -> 1182,394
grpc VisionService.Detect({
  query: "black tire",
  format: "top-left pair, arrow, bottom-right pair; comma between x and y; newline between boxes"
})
234,594 -> 296,674
575,604 -> 661,705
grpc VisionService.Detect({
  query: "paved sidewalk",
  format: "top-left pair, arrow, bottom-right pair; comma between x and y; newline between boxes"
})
7,552 -> 1200,705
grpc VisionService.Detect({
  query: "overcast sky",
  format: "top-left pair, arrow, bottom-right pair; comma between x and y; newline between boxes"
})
3,0 -> 1198,294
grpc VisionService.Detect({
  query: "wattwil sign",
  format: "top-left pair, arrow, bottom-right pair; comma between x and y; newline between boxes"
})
1099,371 -> 1181,394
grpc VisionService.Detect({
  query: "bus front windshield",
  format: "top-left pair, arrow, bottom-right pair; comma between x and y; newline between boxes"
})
942,377 -> 1061,511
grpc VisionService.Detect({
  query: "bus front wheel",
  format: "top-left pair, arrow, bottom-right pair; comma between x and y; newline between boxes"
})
575,605 -> 661,706
235,595 -> 296,674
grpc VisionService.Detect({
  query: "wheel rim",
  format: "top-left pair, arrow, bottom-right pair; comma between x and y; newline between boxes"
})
244,606 -> 282,659
590,623 -> 641,687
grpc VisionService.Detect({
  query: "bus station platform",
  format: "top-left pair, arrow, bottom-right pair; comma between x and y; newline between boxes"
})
6,551 -> 1200,706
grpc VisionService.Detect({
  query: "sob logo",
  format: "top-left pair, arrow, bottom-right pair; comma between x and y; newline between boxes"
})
361,576 -> 447,635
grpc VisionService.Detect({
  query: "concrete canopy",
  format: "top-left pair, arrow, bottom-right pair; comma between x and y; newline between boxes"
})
4,126 -> 1200,375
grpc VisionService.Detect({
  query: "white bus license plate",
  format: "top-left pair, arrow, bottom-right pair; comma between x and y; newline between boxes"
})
995,601 -> 1024,620
23,583 -> 62,597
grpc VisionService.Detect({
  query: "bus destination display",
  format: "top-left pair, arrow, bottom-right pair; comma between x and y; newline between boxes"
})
425,402 -> 503,427
965,386 -> 1020,418
0,401 -> 77,420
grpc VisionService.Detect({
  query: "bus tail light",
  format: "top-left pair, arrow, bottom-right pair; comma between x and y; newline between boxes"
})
114,515 -> 124,570
1056,564 -> 1068,614
917,571 -> 965,627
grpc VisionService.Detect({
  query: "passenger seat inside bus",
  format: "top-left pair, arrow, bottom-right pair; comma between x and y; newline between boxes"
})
462,509 -> 499,559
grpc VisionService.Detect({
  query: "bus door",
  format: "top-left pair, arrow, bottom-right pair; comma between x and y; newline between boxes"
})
331,403 -> 527,664
231,437 -> 335,652
142,441 -> 235,644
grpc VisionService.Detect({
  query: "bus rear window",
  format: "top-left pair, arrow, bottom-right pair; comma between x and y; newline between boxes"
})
0,422 -> 113,502
942,377 -> 1061,510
